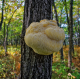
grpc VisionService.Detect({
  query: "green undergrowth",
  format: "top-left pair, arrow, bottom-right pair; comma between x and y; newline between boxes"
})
51,62 -> 80,79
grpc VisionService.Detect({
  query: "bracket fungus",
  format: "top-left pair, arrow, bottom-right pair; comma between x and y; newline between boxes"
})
24,19 -> 65,55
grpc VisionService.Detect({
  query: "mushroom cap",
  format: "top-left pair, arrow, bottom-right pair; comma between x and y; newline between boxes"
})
24,19 -> 65,55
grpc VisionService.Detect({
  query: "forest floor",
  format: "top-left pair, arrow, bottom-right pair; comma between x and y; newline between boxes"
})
0,45 -> 80,79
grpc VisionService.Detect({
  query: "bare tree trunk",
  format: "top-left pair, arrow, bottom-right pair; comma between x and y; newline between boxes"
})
64,40 -> 66,46
11,31 -> 13,45
64,0 -> 70,33
68,0 -> 73,69
64,0 -> 74,54
0,0 -> 4,30
53,0 -> 64,61
4,23 -> 7,56
21,0 -> 53,79
77,0 -> 80,46
3,23 -> 5,46
53,0 -> 59,26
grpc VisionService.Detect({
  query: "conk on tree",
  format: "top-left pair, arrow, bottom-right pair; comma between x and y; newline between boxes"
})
24,19 -> 65,55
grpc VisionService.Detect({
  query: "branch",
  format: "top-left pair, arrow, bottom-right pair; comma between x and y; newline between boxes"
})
7,9 -> 17,27
7,1 -> 24,27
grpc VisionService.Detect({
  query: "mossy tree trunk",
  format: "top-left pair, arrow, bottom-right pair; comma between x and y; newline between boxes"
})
21,0 -> 53,79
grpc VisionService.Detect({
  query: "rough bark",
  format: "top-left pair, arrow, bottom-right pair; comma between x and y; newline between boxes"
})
21,0 -> 53,79
68,0 -> 73,69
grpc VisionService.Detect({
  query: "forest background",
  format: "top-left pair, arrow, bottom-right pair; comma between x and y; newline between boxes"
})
0,0 -> 80,79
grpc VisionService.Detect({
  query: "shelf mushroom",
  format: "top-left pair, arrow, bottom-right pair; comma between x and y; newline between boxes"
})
24,19 -> 65,55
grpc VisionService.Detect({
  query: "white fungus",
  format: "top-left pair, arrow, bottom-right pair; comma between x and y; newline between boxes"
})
24,19 -> 65,55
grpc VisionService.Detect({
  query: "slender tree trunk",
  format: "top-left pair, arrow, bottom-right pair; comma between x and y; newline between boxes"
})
11,32 -> 13,45
4,22 -> 5,48
53,0 -> 59,26
0,0 -> 4,30
15,36 -> 18,47
21,0 -> 53,79
74,21 -> 78,45
53,0 -> 64,61
60,0 -> 66,47
64,40 -> 66,46
77,0 -> 80,46
68,0 -> 73,69
4,23 -> 7,56
6,25 -> 8,45
64,0 -> 70,33
64,0 -> 74,54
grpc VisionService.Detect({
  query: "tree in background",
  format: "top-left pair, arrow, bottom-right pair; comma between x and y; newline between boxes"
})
68,0 -> 73,69
0,0 -> 4,30
21,0 -> 53,79
77,0 -> 80,46
0,0 -> 24,55
53,0 -> 64,61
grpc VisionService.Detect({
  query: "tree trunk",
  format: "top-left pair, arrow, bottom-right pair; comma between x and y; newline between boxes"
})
64,0 -> 74,54
64,0 -> 70,34
53,0 -> 59,26
53,0 -> 64,61
21,0 -> 53,79
64,40 -> 66,46
11,32 -> 13,45
15,36 -> 18,47
68,0 -> 73,69
0,0 -> 4,30
6,25 -> 8,45
77,0 -> 80,46
4,23 -> 7,56
4,22 -> 6,48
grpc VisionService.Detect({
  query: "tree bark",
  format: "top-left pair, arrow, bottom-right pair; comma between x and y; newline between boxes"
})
68,0 -> 73,69
21,0 -> 53,79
